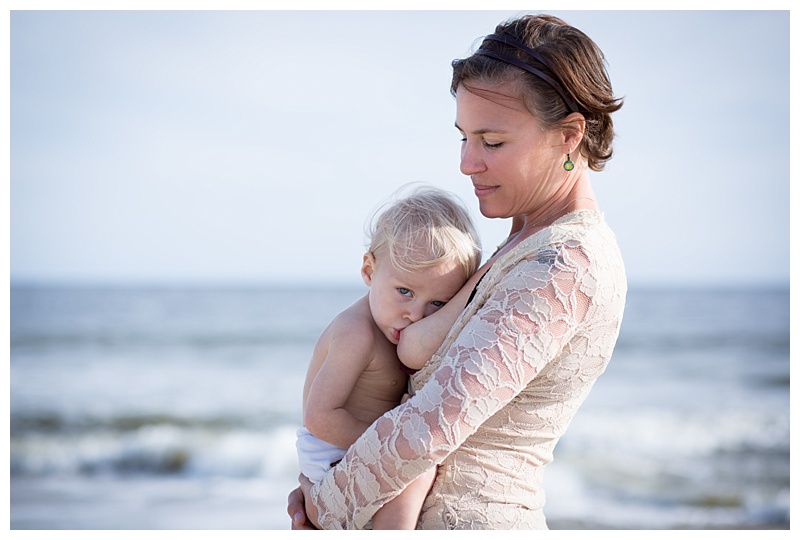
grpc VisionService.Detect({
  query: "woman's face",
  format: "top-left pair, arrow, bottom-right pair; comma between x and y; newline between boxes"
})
455,81 -> 565,219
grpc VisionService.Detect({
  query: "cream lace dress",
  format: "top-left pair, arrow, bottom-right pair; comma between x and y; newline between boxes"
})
309,209 -> 627,529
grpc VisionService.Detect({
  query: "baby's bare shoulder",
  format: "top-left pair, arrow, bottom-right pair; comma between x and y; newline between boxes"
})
322,301 -> 379,353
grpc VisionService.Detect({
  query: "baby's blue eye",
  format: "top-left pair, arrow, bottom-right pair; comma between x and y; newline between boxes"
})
431,300 -> 446,308
398,288 -> 412,297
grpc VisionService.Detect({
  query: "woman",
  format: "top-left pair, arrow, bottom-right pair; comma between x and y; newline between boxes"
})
289,13 -> 626,529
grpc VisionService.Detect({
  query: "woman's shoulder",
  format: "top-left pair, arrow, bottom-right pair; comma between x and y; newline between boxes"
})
549,208 -> 606,239
504,209 -> 615,261
493,209 -> 625,287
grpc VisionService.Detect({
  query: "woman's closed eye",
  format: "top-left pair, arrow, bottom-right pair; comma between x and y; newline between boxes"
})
459,136 -> 503,149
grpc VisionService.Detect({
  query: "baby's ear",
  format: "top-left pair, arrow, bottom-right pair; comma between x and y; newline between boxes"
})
361,252 -> 376,286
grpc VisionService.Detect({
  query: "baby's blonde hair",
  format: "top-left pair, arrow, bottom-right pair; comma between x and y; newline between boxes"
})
367,185 -> 482,280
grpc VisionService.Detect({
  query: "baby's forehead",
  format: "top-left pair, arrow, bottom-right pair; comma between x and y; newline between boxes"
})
391,255 -> 469,285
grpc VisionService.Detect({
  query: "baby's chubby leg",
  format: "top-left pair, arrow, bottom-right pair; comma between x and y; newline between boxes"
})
371,467 -> 437,530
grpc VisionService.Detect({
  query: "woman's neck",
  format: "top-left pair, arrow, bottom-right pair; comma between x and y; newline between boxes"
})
493,174 -> 597,259
517,178 -> 597,236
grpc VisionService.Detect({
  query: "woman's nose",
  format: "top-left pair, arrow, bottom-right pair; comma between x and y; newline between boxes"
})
460,142 -> 486,176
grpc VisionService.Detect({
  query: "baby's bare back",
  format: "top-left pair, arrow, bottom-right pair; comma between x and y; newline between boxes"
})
343,339 -> 407,424
302,296 -> 408,442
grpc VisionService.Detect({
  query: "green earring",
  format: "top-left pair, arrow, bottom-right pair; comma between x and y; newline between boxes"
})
563,154 -> 575,171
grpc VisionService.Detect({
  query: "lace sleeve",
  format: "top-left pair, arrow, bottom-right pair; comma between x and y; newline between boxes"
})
310,242 -> 592,529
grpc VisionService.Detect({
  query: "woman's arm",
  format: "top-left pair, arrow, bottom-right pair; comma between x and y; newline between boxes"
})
397,262 -> 491,370
309,244 -> 591,529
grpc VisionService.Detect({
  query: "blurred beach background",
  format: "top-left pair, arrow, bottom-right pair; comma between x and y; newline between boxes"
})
7,5 -> 791,530
9,285 -> 790,529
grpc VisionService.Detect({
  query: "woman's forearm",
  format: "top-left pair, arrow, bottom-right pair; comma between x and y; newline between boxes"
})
397,299 -> 463,370
398,264 -> 490,370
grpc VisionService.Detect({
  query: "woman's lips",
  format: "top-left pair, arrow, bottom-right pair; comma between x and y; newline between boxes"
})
473,183 -> 497,197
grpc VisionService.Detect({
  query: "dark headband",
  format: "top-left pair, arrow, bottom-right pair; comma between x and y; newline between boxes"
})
475,33 -> 579,114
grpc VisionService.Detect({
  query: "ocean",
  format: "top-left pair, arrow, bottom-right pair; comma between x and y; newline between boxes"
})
9,285 -> 790,530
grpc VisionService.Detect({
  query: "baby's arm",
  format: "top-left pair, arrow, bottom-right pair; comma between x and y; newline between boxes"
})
304,322 -> 376,449
397,264 -> 490,370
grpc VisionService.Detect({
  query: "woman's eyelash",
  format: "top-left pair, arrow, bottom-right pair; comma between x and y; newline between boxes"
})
460,137 -> 502,148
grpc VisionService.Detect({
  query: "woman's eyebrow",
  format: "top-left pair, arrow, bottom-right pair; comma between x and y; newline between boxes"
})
454,122 -> 508,135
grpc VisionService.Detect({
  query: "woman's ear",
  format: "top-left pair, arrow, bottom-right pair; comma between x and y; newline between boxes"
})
361,252 -> 376,286
560,112 -> 586,154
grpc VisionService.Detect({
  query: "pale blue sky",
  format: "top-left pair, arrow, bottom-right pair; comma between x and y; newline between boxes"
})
9,9 -> 791,287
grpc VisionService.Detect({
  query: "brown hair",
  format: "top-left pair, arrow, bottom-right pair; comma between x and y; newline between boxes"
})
451,14 -> 623,171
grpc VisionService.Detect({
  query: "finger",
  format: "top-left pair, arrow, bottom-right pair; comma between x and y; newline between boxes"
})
287,486 -> 306,527
297,474 -> 320,528
299,473 -> 313,494
291,515 -> 313,530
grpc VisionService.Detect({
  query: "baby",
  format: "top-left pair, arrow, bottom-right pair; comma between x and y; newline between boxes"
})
296,186 -> 481,529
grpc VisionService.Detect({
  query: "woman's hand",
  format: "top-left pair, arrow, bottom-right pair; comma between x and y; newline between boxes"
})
298,474 -> 322,529
287,477 -> 319,530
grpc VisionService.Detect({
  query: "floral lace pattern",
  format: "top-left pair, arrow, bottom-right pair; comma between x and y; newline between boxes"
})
310,210 -> 627,529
